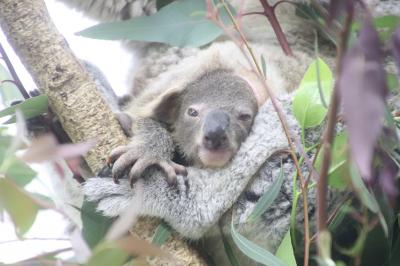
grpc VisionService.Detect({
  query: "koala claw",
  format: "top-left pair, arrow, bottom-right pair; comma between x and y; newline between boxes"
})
108,145 -> 187,187
128,158 -> 187,188
107,145 -> 130,167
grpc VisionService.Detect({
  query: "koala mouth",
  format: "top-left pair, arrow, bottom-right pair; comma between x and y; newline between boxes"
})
198,146 -> 234,168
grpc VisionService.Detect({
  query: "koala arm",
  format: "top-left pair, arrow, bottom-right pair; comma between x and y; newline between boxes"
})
84,97 -> 296,239
109,117 -> 187,185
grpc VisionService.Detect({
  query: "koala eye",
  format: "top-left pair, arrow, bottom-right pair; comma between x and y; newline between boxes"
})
187,107 -> 199,117
238,113 -> 252,121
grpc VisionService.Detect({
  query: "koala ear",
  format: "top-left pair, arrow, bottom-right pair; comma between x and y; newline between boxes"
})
235,68 -> 268,107
151,89 -> 182,124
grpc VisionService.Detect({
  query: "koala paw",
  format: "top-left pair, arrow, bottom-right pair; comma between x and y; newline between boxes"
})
108,145 -> 187,187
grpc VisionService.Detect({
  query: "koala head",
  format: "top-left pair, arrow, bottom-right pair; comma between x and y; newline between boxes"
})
154,69 -> 258,168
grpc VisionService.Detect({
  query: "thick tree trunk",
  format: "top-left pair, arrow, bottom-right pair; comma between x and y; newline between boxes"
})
0,0 -> 205,265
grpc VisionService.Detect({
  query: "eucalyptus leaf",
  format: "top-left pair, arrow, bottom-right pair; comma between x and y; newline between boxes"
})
0,178 -> 39,235
261,54 -> 267,79
387,73 -> 399,92
0,95 -> 48,123
353,16 -> 400,41
222,232 -> 241,266
152,222 -> 172,246
0,134 -> 12,164
0,63 -> 23,106
156,0 -> 175,10
81,200 -> 115,248
86,242 -> 128,266
292,58 -> 333,129
315,132 -> 351,189
77,0 -> 235,47
5,156 -> 37,187
247,164 -> 285,222
275,230 -> 297,266
231,219 -> 286,266
349,166 -> 379,213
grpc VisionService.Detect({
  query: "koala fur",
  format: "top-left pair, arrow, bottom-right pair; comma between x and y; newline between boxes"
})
109,41 -> 311,187
83,40 -> 318,266
85,94 -> 315,266
55,1 -> 318,265
51,0 -> 397,265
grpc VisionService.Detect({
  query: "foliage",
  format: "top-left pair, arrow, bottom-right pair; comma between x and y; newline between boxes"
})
292,58 -> 333,130
2,0 -> 400,265
231,218 -> 286,266
77,0 -> 235,48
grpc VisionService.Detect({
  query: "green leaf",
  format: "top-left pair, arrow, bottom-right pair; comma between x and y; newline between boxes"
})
81,199 -> 115,248
292,57 -> 333,129
5,157 -> 36,187
350,167 -> 390,237
275,230 -> 297,266
388,232 -> 400,265
0,63 -> 23,106
156,0 -> 175,10
315,132 -> 351,189
0,134 -> 12,164
0,178 -> 39,235
372,16 -> 400,41
352,16 -> 400,41
77,0 -> 235,48
86,242 -> 128,266
260,54 -> 267,79
247,164 -> 285,222
387,73 -> 399,93
0,95 -> 48,123
221,231 -> 241,266
152,222 -> 172,246
231,219 -> 286,266
349,166 -> 379,213
328,201 -> 352,233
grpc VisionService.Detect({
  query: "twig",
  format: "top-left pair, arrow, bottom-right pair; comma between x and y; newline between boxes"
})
218,1 -> 310,264
316,4 -> 354,251
241,11 -> 264,16
8,247 -> 72,265
0,237 -> 70,245
219,1 -> 263,76
258,0 -> 293,56
272,0 -> 297,10
0,42 -> 29,99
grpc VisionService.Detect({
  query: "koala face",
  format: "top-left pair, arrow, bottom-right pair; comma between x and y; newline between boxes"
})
174,69 -> 258,168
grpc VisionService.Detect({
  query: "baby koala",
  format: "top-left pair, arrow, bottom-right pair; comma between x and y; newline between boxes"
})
109,68 -> 258,186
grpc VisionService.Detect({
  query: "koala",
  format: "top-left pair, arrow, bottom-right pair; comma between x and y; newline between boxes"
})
51,1 -> 315,264
82,40 -> 319,266
109,70 -> 258,185
85,93 -> 305,266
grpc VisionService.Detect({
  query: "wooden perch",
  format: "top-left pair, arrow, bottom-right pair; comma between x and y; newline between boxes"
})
0,0 -> 205,265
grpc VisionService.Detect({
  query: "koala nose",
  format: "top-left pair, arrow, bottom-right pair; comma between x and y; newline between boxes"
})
203,110 -> 230,150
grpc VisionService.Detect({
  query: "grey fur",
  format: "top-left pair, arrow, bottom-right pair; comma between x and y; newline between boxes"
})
110,68 -> 258,186
57,0 -> 156,21
85,94 -> 297,237
84,94 -> 323,265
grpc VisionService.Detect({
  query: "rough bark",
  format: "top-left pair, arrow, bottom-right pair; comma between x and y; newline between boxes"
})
0,0 -> 205,264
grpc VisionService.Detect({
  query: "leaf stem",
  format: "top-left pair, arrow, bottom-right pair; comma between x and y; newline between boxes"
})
258,0 -> 293,56
218,1 -> 310,264
0,42 -> 29,99
316,4 -> 354,254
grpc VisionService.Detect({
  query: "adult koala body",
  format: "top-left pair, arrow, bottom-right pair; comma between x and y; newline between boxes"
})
84,41 -> 316,266
108,41 -> 311,187
54,0 -> 317,265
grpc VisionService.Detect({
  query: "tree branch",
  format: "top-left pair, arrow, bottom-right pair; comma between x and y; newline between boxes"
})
0,0 -> 205,264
